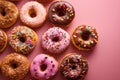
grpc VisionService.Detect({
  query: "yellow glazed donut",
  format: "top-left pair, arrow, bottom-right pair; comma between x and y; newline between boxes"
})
0,0 -> 18,28
8,26 -> 38,54
0,29 -> 7,53
0,53 -> 30,80
71,25 -> 98,51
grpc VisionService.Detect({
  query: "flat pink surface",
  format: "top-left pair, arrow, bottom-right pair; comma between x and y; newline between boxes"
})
0,0 -> 120,80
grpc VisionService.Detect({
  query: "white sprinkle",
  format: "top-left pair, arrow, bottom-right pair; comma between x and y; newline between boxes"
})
84,44 -> 87,47
73,35 -> 77,38
52,9 -> 55,12
95,36 -> 97,38
91,41 -> 94,44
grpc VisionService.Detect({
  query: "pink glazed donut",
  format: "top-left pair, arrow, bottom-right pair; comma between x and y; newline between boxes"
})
30,54 -> 58,80
41,27 -> 70,54
20,1 -> 47,28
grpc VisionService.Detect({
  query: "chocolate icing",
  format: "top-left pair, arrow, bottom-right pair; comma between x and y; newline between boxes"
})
72,25 -> 98,50
60,54 -> 88,80
48,1 -> 75,26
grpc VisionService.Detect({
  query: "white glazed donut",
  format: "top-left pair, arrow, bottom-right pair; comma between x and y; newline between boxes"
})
20,1 -> 47,28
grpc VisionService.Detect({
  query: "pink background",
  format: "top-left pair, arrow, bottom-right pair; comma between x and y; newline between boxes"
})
0,0 -> 120,80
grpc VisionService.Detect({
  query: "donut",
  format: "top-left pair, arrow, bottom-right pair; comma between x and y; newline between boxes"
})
30,54 -> 58,80
0,53 -> 30,80
71,25 -> 98,50
8,26 -> 38,54
37,0 -> 53,3
0,29 -> 7,52
48,1 -> 75,26
41,27 -> 70,54
60,54 -> 88,80
0,0 -> 18,28
20,1 -> 47,28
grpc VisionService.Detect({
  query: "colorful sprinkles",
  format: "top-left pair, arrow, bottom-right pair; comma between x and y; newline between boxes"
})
72,25 -> 98,50
42,27 -> 70,54
8,26 -> 38,54
48,1 -> 75,26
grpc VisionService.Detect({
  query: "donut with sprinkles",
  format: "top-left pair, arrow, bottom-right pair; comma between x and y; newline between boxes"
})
41,27 -> 70,54
71,25 -> 98,50
8,26 -> 38,54
60,54 -> 88,80
48,1 -> 75,26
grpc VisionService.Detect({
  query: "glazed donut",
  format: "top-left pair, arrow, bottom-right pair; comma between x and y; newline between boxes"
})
48,1 -> 75,26
0,29 -> 7,52
20,1 -> 47,28
41,27 -> 70,54
60,54 -> 88,80
0,0 -> 18,28
0,53 -> 30,80
71,25 -> 98,50
37,0 -> 53,3
30,54 -> 58,80
8,26 -> 38,54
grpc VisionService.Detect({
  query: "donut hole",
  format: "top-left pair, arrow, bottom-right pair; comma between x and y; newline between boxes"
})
0,6 -> 6,16
56,6 -> 66,16
40,64 -> 47,71
19,36 -> 26,43
52,36 -> 60,42
11,63 -> 18,69
72,65 -> 77,70
29,9 -> 36,18
81,30 -> 91,41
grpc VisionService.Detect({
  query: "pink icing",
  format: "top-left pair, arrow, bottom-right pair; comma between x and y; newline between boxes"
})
30,54 -> 58,80
41,27 -> 70,54
20,1 -> 46,28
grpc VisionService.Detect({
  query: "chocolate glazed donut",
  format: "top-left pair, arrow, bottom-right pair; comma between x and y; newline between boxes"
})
60,54 -> 88,80
48,1 -> 75,26
71,25 -> 98,50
